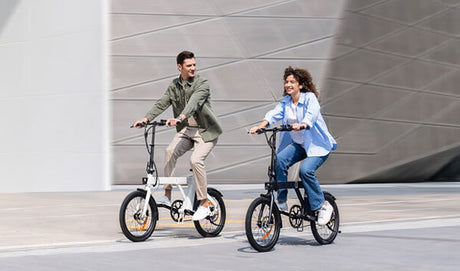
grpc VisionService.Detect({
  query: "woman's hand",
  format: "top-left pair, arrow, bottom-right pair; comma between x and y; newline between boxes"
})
249,126 -> 262,134
249,121 -> 269,134
292,123 -> 308,131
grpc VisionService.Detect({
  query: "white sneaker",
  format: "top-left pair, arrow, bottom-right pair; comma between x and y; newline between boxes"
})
156,195 -> 171,206
192,205 -> 211,221
317,201 -> 333,225
277,201 -> 288,212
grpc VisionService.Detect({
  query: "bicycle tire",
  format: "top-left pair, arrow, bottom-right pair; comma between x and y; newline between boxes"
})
310,192 -> 340,245
194,189 -> 226,237
245,196 -> 281,252
119,190 -> 158,242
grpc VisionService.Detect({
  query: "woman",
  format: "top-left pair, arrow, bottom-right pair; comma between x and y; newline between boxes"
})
249,66 -> 337,225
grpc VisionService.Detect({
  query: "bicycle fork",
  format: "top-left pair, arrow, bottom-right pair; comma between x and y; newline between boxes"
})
140,173 -> 156,218
268,193 -> 276,224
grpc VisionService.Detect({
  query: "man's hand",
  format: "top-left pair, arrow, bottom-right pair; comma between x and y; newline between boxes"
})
166,114 -> 186,127
132,118 -> 149,128
166,118 -> 180,127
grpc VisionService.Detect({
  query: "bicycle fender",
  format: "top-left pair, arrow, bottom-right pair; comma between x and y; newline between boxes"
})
136,188 -> 157,201
207,187 -> 223,197
323,191 -> 336,201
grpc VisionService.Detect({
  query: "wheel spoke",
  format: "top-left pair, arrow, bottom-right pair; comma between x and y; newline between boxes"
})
245,197 -> 280,251
310,195 -> 339,245
120,191 -> 158,242
194,191 -> 226,237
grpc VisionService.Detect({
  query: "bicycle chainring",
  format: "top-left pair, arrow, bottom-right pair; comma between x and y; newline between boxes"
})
170,200 -> 183,222
289,205 -> 303,229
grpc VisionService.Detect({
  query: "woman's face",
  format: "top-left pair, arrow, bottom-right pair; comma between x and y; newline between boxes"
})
284,74 -> 301,96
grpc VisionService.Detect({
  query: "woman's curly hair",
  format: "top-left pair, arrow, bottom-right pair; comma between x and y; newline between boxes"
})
283,66 -> 319,98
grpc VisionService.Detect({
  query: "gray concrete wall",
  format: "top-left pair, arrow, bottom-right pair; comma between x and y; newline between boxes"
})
322,0 -> 460,183
110,0 -> 347,184
0,0 -> 110,192
111,0 -> 460,185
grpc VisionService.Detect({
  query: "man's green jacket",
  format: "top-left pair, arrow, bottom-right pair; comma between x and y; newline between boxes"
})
145,75 -> 222,142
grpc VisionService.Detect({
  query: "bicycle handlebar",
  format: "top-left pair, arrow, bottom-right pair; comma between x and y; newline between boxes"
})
255,124 -> 307,134
130,119 -> 167,128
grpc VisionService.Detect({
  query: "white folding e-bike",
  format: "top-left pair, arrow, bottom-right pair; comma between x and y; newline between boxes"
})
119,120 -> 226,242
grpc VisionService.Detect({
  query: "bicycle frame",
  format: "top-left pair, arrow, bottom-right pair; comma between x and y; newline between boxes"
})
246,125 -> 339,251
137,120 -> 218,221
120,120 -> 226,242
257,125 -> 316,221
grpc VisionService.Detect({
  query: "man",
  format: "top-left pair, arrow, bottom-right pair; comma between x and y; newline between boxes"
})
133,51 -> 222,221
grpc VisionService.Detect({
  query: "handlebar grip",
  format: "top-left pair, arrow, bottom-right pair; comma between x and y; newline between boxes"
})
280,124 -> 308,131
131,122 -> 147,128
130,119 -> 170,128
256,128 -> 266,134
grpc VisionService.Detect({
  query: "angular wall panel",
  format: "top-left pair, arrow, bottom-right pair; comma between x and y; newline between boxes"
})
321,0 -> 460,183
111,0 -> 460,184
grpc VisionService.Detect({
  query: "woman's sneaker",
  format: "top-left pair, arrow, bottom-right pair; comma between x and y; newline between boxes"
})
317,201 -> 333,225
276,201 -> 288,212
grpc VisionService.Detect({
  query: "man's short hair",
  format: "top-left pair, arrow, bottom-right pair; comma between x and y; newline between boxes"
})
176,51 -> 195,65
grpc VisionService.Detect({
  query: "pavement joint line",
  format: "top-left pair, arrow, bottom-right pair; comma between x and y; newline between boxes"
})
0,240 -> 115,254
0,230 -> 247,257
329,198 -> 456,206
341,217 -> 460,234
2,216 -> 459,255
341,215 -> 460,225
0,204 -> 120,212
3,213 -> 119,220
372,207 -> 437,213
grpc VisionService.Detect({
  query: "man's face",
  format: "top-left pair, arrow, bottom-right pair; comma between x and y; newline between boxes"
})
178,58 -> 196,81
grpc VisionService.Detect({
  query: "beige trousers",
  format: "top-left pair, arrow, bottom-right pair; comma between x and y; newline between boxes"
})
164,127 -> 217,200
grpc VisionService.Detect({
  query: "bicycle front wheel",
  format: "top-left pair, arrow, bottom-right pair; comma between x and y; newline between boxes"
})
194,189 -> 226,237
119,190 -> 158,242
310,192 -> 340,244
245,196 -> 281,252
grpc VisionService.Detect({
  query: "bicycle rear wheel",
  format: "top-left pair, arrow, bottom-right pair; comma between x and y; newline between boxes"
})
245,196 -> 281,252
194,189 -> 226,237
310,192 -> 340,244
119,190 -> 158,242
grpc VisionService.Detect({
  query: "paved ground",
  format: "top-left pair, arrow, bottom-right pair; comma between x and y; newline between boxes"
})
0,182 -> 459,270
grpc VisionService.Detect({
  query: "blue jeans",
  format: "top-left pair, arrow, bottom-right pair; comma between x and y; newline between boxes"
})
276,143 -> 329,211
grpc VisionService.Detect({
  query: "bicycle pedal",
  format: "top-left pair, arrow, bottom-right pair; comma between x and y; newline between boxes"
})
296,222 -> 304,232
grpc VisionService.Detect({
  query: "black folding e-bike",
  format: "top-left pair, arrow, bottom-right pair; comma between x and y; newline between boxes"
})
245,125 -> 340,252
119,120 -> 226,242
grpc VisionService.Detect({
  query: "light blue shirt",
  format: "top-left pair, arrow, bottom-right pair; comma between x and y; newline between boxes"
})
263,92 -> 337,157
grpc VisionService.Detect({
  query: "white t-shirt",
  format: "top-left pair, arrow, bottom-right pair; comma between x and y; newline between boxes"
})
286,103 -> 304,145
